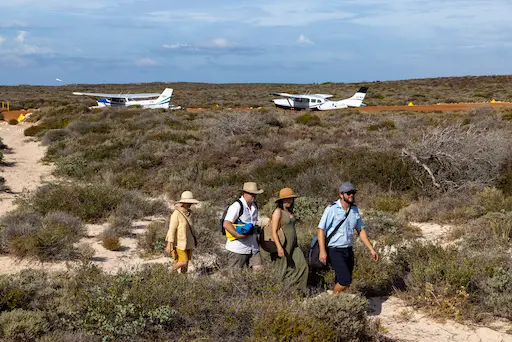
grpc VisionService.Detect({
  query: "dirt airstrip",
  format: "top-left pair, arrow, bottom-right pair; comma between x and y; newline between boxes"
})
183,102 -> 512,113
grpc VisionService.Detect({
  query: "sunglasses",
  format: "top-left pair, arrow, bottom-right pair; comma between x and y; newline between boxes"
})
344,191 -> 357,196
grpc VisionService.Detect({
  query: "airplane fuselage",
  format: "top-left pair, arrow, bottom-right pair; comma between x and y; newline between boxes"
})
97,97 -> 172,109
273,96 -> 327,110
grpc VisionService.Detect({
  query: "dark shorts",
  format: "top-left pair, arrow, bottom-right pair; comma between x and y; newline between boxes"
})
328,247 -> 354,286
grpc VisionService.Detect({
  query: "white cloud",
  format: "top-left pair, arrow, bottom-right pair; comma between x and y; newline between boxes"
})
297,34 -> 314,45
163,38 -> 237,51
135,58 -> 158,67
0,36 -> 5,46
15,31 -> 26,43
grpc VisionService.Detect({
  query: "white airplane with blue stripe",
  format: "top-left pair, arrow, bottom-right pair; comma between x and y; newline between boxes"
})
73,88 -> 180,109
272,87 -> 368,110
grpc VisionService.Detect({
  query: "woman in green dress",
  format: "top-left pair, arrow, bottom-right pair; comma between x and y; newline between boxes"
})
271,188 -> 309,294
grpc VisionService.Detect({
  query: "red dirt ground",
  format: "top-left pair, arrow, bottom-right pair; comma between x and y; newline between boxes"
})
184,102 -> 512,113
0,110 -> 33,121
358,102 -> 512,112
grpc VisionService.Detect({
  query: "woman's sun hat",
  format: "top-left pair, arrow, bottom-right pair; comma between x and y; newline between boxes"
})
275,188 -> 298,202
241,182 -> 264,195
178,191 -> 199,204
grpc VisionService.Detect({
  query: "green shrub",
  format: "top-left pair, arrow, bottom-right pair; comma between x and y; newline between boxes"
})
296,113 -> 321,126
24,125 -> 48,137
138,220 -> 167,254
368,120 -> 396,131
101,234 -> 121,251
8,118 -> 18,125
0,211 -> 85,261
367,194 -> 409,213
251,308 -> 336,341
304,293 -> 371,341
363,209 -> 418,245
16,183 -> 166,223
0,309 -> 50,340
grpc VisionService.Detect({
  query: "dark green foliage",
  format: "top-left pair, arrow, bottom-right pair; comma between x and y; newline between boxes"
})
296,113 -> 321,126
368,120 -> 396,131
8,119 -> 18,125
24,125 -> 47,136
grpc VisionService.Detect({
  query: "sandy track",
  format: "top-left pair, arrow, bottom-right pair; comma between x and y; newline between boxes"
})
0,122 -> 54,215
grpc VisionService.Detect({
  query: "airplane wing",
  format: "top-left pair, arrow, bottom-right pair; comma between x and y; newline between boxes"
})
315,94 -> 334,99
271,93 -> 333,99
73,91 -> 161,99
271,92 -> 297,97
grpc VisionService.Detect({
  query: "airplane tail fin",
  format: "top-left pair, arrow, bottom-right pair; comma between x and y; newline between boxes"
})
346,86 -> 368,106
156,88 -> 173,102
349,87 -> 368,100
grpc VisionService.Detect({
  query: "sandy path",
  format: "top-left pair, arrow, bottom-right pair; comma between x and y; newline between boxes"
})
372,222 -> 512,341
0,122 -> 54,216
369,296 -> 512,342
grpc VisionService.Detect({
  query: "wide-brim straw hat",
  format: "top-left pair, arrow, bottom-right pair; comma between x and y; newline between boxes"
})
178,190 -> 200,204
275,188 -> 298,202
242,182 -> 264,195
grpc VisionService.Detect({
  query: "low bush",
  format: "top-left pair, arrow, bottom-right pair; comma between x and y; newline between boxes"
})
366,194 -> 409,213
138,220 -> 167,254
24,125 -> 48,137
16,183 -> 167,223
7,119 -> 18,125
0,309 -> 50,340
296,113 -> 321,126
304,293 -> 372,341
0,211 -> 85,261
101,234 -> 121,251
368,120 -> 396,131
363,209 -> 419,245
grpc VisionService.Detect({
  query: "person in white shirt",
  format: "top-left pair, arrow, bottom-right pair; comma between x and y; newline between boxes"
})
223,182 -> 264,270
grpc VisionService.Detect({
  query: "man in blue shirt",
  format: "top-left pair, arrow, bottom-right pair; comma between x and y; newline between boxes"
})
317,182 -> 379,294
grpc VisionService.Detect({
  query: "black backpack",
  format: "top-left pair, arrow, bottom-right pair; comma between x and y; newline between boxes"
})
220,199 -> 258,235
220,200 -> 244,235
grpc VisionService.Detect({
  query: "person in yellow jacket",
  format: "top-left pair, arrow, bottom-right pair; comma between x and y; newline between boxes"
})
165,191 -> 199,273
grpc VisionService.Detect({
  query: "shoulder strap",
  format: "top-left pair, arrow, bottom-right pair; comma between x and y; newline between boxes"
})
176,209 -> 197,241
235,199 -> 244,221
326,205 -> 352,244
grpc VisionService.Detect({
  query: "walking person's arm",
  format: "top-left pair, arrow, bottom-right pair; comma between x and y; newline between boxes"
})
165,212 -> 178,255
359,229 -> 379,261
317,228 -> 327,264
317,206 -> 332,265
271,209 -> 284,257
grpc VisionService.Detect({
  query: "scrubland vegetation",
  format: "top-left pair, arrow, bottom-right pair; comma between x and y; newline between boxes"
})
1,77 -> 511,340
2,75 -> 512,110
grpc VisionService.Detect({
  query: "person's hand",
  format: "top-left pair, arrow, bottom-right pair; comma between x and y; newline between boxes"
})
370,249 -> 379,262
277,247 -> 285,257
319,251 -> 328,265
165,243 -> 173,256
236,233 -> 247,240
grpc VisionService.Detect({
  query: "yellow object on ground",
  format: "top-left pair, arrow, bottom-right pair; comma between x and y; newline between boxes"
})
408,102 -> 414,106
17,114 -> 25,121
491,99 -> 496,103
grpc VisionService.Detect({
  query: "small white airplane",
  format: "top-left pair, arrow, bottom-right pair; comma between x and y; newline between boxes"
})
72,88 -> 181,109
272,87 -> 368,110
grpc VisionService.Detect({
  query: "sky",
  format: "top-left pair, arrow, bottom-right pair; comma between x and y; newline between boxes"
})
1,0 -> 511,85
